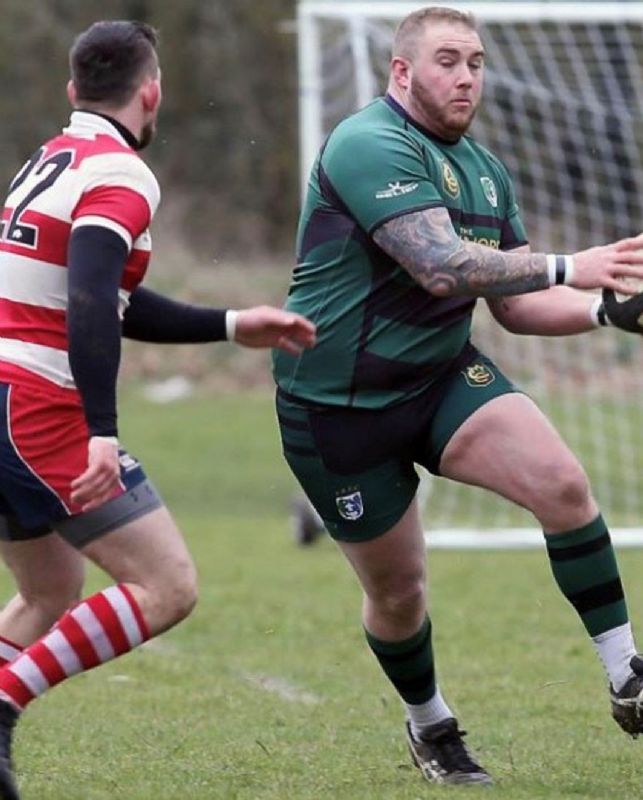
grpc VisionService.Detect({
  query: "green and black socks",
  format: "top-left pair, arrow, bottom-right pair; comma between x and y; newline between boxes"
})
545,514 -> 627,637
365,616 -> 436,705
546,513 -> 636,690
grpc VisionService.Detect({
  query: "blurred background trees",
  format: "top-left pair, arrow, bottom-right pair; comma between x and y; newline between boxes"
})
0,0 -> 299,258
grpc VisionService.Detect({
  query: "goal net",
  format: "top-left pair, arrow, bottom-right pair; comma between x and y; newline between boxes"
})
297,1 -> 643,543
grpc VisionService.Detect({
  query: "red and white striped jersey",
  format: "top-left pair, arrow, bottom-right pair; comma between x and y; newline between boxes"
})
0,111 -> 160,391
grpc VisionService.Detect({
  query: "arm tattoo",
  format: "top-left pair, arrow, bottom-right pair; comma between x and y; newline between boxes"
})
372,207 -> 549,297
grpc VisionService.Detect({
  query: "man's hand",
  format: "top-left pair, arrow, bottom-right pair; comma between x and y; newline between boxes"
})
70,436 -> 121,512
234,306 -> 316,354
572,235 -> 643,293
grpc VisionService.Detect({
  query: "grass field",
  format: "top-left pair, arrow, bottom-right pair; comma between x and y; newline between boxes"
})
6,387 -> 643,799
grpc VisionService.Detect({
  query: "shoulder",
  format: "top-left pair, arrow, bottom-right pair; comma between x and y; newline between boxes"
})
324,99 -> 424,165
78,142 -> 160,215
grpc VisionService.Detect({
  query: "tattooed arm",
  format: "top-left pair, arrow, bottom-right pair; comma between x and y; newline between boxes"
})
373,207 -> 547,297
372,207 -> 643,297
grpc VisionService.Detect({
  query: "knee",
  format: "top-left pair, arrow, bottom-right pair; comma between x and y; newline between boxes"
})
165,560 -> 199,624
370,572 -> 426,622
177,578 -> 199,622
530,457 -> 592,514
146,557 -> 198,631
548,459 -> 590,507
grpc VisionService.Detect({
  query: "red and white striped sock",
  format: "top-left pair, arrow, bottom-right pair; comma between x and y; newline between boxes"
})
0,636 -> 23,667
0,585 -> 148,710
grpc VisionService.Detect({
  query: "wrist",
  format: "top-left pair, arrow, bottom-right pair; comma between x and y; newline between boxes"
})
589,296 -> 611,328
546,254 -> 575,287
91,435 -> 119,447
225,309 -> 239,341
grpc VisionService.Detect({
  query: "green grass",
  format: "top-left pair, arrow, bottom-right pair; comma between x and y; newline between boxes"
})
5,387 -> 643,799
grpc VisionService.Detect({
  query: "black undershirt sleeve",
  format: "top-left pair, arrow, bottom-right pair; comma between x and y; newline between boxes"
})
67,225 -> 126,438
122,286 -> 228,343
68,226 -> 231,436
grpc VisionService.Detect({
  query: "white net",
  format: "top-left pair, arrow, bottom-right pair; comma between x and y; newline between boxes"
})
298,1 -> 643,532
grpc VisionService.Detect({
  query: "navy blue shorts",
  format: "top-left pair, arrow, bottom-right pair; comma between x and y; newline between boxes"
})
0,381 -> 161,542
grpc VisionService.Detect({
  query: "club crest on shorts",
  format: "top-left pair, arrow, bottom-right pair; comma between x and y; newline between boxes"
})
463,363 -> 495,388
336,488 -> 364,521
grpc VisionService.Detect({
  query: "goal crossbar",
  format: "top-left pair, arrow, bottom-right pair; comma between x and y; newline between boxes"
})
299,2 -> 643,23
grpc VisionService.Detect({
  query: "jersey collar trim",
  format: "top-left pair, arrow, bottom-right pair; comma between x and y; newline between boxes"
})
383,94 -> 462,147
65,110 -> 140,150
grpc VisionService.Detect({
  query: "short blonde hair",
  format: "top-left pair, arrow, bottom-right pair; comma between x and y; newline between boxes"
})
392,6 -> 477,60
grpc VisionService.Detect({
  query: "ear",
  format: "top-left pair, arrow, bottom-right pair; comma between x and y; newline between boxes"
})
390,56 -> 412,92
66,80 -> 78,107
141,77 -> 161,114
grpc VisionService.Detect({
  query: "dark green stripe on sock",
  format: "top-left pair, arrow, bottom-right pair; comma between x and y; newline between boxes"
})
365,617 -> 436,705
546,514 -> 628,636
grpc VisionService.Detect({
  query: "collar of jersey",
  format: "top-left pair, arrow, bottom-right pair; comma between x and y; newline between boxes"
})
65,110 -> 140,150
383,94 -> 462,147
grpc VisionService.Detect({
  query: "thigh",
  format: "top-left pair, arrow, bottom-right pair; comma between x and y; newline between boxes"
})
276,391 -> 419,542
419,352 -> 519,474
336,496 -> 427,597
64,505 -> 194,590
438,392 -> 594,525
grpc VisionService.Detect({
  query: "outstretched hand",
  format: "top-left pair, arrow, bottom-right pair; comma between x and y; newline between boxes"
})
234,305 -> 316,354
573,234 -> 643,294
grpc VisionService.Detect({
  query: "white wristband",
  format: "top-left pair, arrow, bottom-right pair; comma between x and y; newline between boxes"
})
225,310 -> 239,341
589,296 -> 611,328
92,435 -> 119,447
546,254 -> 575,287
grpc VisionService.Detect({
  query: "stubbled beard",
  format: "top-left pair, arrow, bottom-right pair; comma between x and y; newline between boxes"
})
409,75 -> 477,140
137,121 -> 156,150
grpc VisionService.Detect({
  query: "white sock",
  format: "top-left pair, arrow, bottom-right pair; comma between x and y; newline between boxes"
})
406,686 -> 454,739
592,622 -> 637,691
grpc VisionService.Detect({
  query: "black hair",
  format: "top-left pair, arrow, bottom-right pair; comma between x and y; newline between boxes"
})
69,20 -> 159,107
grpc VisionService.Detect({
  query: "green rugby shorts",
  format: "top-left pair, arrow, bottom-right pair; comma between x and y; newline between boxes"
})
276,348 -> 519,542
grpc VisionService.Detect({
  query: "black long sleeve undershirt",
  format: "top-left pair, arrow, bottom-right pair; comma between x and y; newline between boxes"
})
67,225 -> 230,437
67,225 -> 125,437
122,286 -> 227,343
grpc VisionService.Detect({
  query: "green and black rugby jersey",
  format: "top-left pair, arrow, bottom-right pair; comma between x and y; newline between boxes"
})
273,94 -> 528,408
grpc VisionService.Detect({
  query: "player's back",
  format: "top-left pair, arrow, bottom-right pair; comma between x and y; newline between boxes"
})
0,111 -> 160,393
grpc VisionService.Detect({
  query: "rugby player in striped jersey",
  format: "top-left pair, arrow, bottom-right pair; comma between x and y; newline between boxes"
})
0,20 -> 315,799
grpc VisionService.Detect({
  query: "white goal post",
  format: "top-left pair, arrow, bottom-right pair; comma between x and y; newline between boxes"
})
296,1 -> 643,544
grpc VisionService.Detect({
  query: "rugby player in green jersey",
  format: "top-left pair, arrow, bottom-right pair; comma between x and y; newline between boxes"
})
274,5 -> 643,787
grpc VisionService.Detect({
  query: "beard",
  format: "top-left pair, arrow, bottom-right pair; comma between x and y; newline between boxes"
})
137,119 -> 156,151
409,75 -> 478,140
